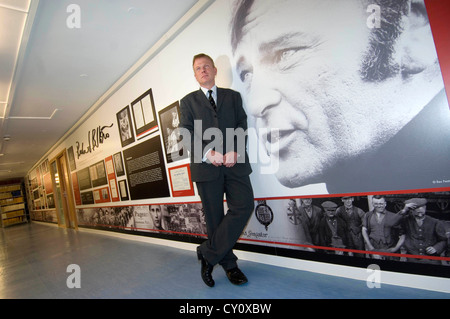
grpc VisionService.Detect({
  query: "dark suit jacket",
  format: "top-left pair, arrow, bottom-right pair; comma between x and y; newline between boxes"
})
180,88 -> 252,182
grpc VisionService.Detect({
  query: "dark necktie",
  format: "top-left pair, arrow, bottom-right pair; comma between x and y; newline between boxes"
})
208,90 -> 217,112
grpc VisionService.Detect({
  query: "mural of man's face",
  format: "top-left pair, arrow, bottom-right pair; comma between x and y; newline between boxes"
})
232,0 -> 443,188
150,205 -> 162,228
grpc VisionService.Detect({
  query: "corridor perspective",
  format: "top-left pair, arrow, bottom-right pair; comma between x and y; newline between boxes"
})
0,222 -> 449,299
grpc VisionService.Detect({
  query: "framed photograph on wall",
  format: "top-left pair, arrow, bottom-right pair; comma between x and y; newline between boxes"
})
67,146 -> 76,171
158,101 -> 188,163
131,88 -> 158,138
81,191 -> 94,205
93,187 -> 111,204
113,152 -> 125,177
168,164 -> 195,197
118,179 -> 129,201
116,105 -> 135,148
77,167 -> 92,191
89,160 -> 108,188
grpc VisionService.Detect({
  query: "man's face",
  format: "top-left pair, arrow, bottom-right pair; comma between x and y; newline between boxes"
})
233,0 -> 440,188
150,205 -> 162,227
119,113 -> 129,131
301,198 -> 312,207
325,208 -> 337,218
193,57 -> 217,89
372,198 -> 387,213
342,197 -> 354,209
412,206 -> 427,220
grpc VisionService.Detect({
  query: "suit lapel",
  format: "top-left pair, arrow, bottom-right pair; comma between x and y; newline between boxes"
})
216,87 -> 225,112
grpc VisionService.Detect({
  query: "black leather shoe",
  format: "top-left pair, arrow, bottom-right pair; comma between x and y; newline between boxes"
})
197,247 -> 215,287
225,267 -> 248,285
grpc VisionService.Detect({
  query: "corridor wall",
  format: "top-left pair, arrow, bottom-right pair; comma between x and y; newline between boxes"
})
26,0 -> 450,285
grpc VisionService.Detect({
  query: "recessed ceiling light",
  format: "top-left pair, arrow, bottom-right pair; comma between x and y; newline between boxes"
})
80,74 -> 88,78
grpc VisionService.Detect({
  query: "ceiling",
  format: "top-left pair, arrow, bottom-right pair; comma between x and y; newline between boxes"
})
0,0 -> 199,182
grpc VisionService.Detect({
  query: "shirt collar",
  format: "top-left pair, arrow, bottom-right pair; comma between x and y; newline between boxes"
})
200,85 -> 217,98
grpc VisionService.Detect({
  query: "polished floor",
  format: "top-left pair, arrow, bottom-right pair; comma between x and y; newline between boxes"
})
0,222 -> 449,299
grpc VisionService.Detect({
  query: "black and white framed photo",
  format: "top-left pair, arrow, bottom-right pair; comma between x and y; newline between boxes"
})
89,160 -> 108,188
67,146 -> 76,171
116,105 -> 135,148
131,88 -> 158,138
77,167 -> 92,191
113,152 -> 125,177
118,179 -> 129,201
158,101 -> 188,163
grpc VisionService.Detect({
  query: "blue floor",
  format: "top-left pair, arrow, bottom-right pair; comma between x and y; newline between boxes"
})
0,222 -> 448,299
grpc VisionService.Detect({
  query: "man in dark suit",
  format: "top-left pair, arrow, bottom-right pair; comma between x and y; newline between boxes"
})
180,53 -> 254,287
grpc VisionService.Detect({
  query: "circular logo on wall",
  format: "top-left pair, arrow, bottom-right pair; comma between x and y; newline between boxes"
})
255,200 -> 273,231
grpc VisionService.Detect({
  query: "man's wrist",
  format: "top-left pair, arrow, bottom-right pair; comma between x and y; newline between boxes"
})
203,149 -> 212,162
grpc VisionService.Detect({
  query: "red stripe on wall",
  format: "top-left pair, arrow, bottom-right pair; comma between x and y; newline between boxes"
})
426,0 -> 450,107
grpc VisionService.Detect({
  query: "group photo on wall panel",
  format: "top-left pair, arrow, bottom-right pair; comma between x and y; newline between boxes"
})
26,0 -> 450,277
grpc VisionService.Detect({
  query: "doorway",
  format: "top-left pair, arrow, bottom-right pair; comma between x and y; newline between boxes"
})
50,150 -> 78,229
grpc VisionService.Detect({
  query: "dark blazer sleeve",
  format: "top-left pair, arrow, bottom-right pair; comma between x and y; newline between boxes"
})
179,94 -> 195,154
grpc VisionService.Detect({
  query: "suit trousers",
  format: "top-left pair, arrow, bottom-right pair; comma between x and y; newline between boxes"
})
196,167 -> 254,271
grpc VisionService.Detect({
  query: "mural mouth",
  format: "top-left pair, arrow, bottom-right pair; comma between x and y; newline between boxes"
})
263,129 -> 299,156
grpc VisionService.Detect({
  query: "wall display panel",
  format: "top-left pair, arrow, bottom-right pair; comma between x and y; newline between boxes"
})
113,152 -> 125,177
81,191 -> 94,205
67,146 -> 76,171
93,187 -> 111,204
25,159 -> 53,211
75,189 -> 450,278
116,106 -> 135,148
168,164 -> 195,198
43,170 -> 53,195
105,156 -> 120,202
158,101 -> 188,163
122,136 -> 171,200
76,202 -> 206,236
118,180 -> 129,201
76,167 -> 92,191
89,161 -> 108,188
27,0 -> 450,281
46,194 -> 55,209
225,0 -> 450,198
131,89 -> 158,138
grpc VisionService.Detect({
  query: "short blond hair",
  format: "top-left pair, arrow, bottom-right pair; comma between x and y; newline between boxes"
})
192,53 -> 215,68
